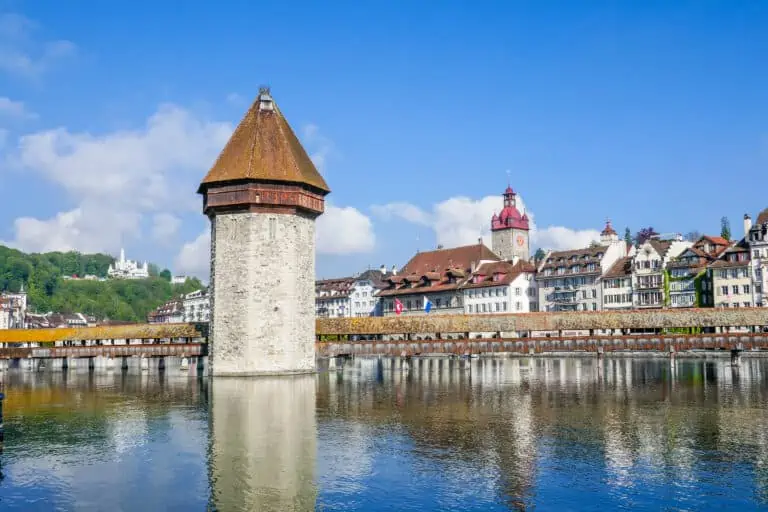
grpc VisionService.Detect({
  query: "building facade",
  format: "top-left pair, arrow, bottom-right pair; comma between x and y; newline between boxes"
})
746,209 -> 768,307
667,235 -> 729,308
0,286 -> 27,329
315,278 -> 353,318
631,237 -> 691,308
601,257 -> 633,310
462,260 -> 537,314
709,239 -> 753,308
536,222 -> 627,312
379,243 -> 499,316
108,248 -> 149,279
491,185 -> 530,262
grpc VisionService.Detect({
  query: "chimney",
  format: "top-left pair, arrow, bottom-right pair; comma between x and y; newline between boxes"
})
744,214 -> 752,236
437,244 -> 444,250
477,237 -> 483,245
471,260 -> 477,273
391,265 -> 398,275
380,264 -> 387,275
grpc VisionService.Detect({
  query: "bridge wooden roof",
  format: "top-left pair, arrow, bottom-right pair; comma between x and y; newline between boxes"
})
0,323 -> 203,344
317,308 -> 768,335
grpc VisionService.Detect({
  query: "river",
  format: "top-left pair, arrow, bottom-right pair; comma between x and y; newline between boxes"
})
1,357 -> 767,511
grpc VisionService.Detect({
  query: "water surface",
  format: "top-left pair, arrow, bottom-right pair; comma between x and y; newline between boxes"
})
1,357 -> 768,511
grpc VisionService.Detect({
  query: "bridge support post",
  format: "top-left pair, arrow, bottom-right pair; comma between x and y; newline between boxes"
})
597,346 -> 604,360
731,343 -> 743,366
668,345 -> 676,365
180,357 -> 189,372
140,356 -> 149,372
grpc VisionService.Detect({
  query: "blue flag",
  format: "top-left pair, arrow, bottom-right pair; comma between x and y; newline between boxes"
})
423,296 -> 433,313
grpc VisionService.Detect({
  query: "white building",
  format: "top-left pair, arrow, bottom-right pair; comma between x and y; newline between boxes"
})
316,267 -> 390,318
171,275 -> 189,285
601,257 -> 633,310
746,210 -> 768,307
183,289 -> 210,322
148,288 -> 210,323
536,221 -> 628,312
349,268 -> 388,317
108,248 -> 149,280
632,236 -> 691,308
463,260 -> 537,314
0,285 -> 27,329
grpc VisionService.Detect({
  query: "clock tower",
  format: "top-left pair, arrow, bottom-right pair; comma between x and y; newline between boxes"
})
491,185 -> 530,262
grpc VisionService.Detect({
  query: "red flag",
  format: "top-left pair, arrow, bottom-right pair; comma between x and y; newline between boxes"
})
394,298 -> 404,316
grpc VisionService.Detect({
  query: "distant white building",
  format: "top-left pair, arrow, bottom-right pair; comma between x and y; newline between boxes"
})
108,248 -> 149,279
463,260 -> 538,314
0,285 -> 27,329
171,275 -> 189,285
148,288 -> 210,323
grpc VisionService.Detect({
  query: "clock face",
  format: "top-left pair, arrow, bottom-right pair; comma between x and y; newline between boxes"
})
516,235 -> 525,247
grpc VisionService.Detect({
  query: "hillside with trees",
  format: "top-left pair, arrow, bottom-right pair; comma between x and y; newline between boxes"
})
0,245 -> 203,322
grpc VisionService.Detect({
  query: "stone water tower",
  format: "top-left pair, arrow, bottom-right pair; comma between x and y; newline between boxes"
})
198,88 -> 330,376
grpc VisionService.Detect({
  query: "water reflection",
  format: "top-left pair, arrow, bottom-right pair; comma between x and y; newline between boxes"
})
1,358 -> 768,510
209,376 -> 317,511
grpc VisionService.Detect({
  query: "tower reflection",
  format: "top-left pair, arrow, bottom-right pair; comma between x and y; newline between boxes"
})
209,376 -> 317,511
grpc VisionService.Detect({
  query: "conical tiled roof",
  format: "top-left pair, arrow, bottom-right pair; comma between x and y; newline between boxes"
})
198,88 -> 330,194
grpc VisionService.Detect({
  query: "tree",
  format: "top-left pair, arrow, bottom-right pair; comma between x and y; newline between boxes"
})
685,231 -> 701,242
634,227 -> 659,245
624,227 -> 632,247
533,248 -> 546,262
159,269 -> 172,282
721,217 -> 731,241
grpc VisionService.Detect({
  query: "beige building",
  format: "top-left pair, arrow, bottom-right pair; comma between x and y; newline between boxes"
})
601,257 -> 633,310
709,239 -> 753,308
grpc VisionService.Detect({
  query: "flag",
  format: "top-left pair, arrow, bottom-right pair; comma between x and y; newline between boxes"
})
423,296 -> 433,313
394,298 -> 404,316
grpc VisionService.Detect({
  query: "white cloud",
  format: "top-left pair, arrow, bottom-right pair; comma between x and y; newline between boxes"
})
3,105 -> 232,254
175,230 -> 210,280
0,13 -> 76,79
372,194 -> 601,253
302,124 -> 336,172
316,204 -> 376,255
0,97 -> 36,119
151,213 -> 181,242
226,92 -> 245,106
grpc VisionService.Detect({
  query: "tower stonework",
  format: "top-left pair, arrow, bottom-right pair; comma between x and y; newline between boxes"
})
491,186 -> 530,262
198,88 -> 330,376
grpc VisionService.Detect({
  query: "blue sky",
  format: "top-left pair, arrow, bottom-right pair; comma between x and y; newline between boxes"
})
1,1 -> 767,279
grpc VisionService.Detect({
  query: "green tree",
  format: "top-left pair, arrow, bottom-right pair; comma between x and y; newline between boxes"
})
721,216 -> 731,241
533,248 -> 546,262
159,269 -> 172,282
624,227 -> 632,247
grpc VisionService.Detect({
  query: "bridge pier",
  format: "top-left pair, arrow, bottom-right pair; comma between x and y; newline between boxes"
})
731,343 -> 744,366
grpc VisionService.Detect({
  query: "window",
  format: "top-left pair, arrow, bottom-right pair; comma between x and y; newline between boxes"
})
515,301 -> 521,311
468,304 -> 473,313
435,298 -> 442,308
592,303 -> 597,311
406,300 -> 412,310
503,302 -> 508,311
515,287 -> 521,296
592,289 -> 597,298
582,290 -> 587,299
732,285 -> 739,295
720,270 -> 728,279
755,250 -> 760,258
482,304 -> 487,313
743,285 -> 750,294
744,302 -> 751,307
733,303 -> 739,308
503,288 -> 508,296
495,302 -> 500,312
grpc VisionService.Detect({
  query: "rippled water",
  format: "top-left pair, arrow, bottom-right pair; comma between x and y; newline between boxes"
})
1,357 -> 768,511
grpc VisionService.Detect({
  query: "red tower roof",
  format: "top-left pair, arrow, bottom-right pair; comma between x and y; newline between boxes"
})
601,220 -> 617,236
491,185 -> 529,232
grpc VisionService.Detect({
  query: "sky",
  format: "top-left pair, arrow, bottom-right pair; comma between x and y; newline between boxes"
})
0,1 -> 767,280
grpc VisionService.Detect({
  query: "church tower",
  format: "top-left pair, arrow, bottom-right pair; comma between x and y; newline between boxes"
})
198,88 -> 330,376
491,185 -> 530,262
